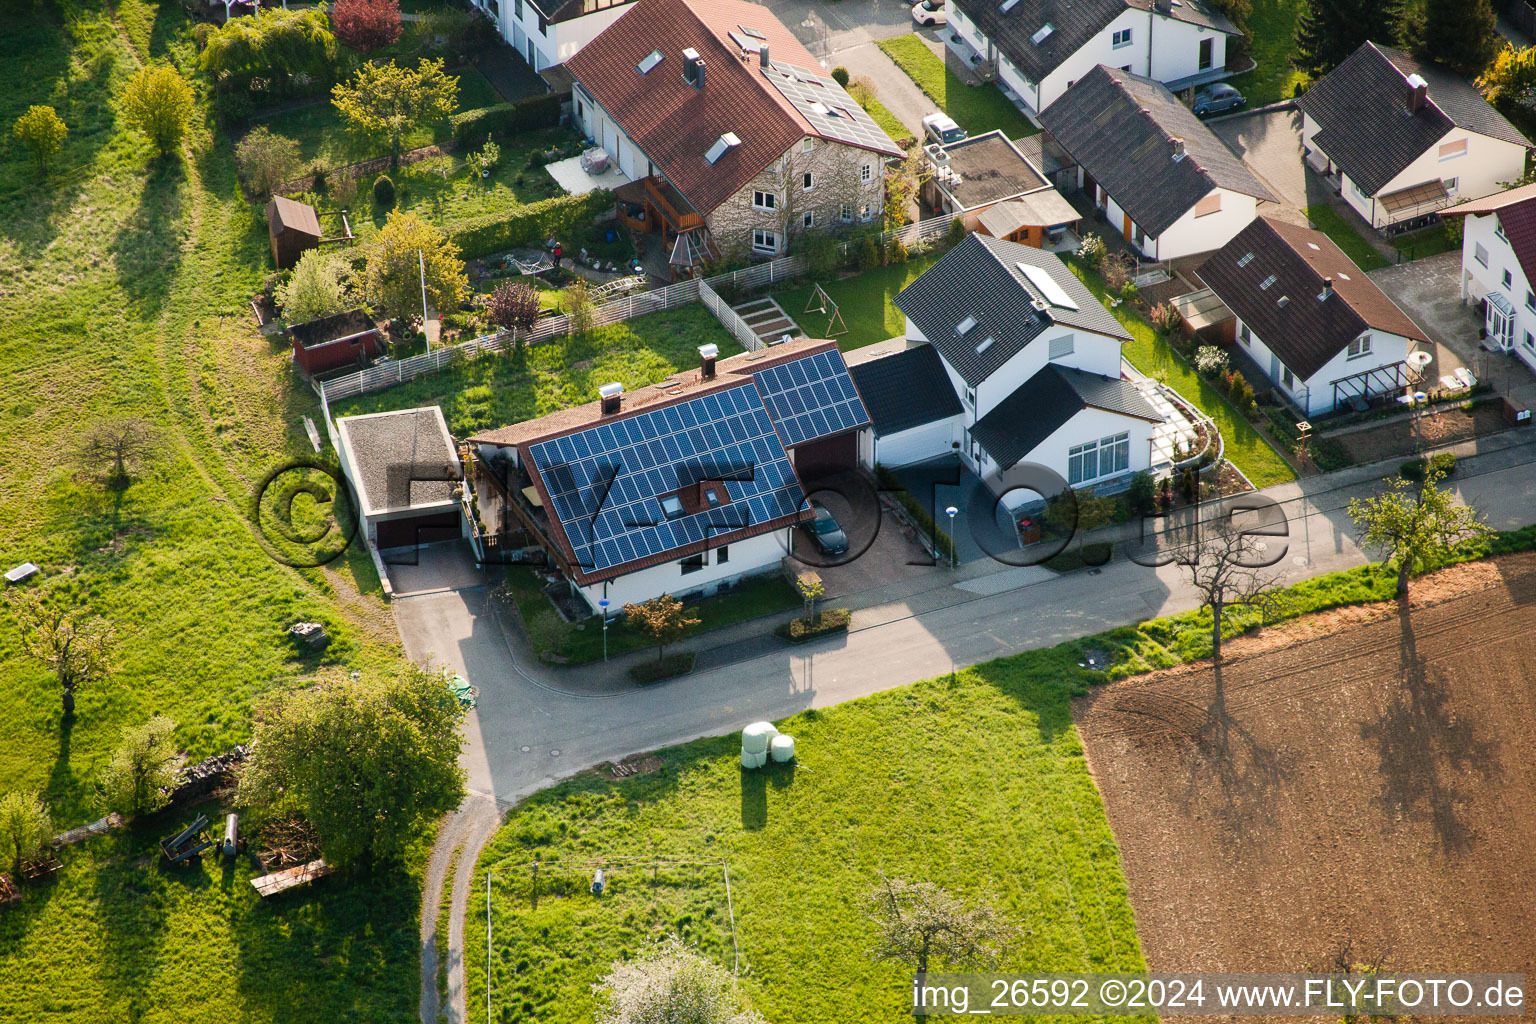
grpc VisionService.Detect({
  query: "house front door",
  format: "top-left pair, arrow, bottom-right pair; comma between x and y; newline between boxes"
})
1123,213 -> 1134,242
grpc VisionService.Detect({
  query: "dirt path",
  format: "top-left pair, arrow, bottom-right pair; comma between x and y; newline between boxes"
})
420,796 -> 501,1024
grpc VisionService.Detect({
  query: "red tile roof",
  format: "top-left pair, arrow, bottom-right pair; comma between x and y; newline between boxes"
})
1446,185 -> 1536,286
566,0 -> 840,216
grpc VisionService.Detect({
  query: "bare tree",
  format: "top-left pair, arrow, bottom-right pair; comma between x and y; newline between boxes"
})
12,591 -> 116,717
864,875 -> 1012,983
78,417 -> 155,489
1171,497 -> 1286,665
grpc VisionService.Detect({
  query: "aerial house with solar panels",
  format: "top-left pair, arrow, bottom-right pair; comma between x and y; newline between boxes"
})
851,233 -> 1165,494
465,338 -> 870,611
564,0 -> 900,274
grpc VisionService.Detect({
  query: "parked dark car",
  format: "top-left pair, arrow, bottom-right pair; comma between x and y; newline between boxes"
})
1192,83 -> 1245,117
802,500 -> 849,556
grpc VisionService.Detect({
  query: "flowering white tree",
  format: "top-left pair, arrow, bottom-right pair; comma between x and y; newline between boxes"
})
593,938 -> 765,1024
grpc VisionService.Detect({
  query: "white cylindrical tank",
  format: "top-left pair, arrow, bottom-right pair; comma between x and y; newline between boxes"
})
740,749 -> 768,769
741,721 -> 777,754
769,734 -> 795,763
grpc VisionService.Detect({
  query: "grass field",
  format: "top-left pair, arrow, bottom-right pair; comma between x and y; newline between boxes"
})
330,304 -> 742,435
0,0 -> 427,1018
1223,0 -> 1308,108
1066,259 -> 1297,488
1304,205 -> 1391,271
877,35 -> 1037,139
770,253 -> 940,350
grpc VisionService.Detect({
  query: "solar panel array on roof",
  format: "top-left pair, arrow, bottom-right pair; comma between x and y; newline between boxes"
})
761,61 -> 899,156
749,348 -> 871,447
528,383 -> 805,574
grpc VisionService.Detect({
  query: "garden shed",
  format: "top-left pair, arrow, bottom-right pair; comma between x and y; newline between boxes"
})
288,309 -> 383,376
265,196 -> 353,269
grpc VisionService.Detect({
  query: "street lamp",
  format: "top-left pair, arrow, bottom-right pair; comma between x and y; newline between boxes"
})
944,506 -> 958,569
598,598 -> 610,662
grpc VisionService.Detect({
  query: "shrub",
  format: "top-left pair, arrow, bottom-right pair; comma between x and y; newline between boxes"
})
447,189 -> 612,258
1076,233 -> 1107,268
448,94 -> 562,147
947,216 -> 967,246
628,651 -> 695,685
278,249 -> 354,322
774,608 -> 852,642
464,134 -> 500,177
199,7 -> 339,98
1148,301 -> 1180,331
797,229 -> 843,279
122,63 -> 194,155
372,173 -> 395,206
0,792 -> 51,877
1119,280 -> 1139,302
234,125 -> 301,199
1193,345 -> 1230,377
1125,470 -> 1156,515
329,0 -> 401,53
858,236 -> 882,271
100,715 -> 178,818
1401,452 -> 1457,481
12,105 -> 67,171
886,235 -> 909,265
831,66 -> 850,86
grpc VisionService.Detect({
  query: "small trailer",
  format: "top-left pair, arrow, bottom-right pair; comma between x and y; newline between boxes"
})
160,814 -> 212,864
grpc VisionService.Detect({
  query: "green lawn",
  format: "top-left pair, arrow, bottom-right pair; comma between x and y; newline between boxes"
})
1066,261 -> 1297,488
770,253 -> 941,350
0,0 -> 425,1018
1223,0 -> 1308,108
504,569 -> 802,664
847,78 -> 914,146
330,305 -> 743,435
1303,204 -> 1391,271
877,34 -> 1037,139
1389,223 -> 1458,261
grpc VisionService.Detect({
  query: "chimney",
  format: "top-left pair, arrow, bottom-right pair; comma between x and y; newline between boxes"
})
759,40 -> 771,68
1171,137 -> 1186,161
598,381 -> 624,415
699,342 -> 719,380
1407,73 -> 1428,114
682,47 -> 705,89
1319,276 -> 1334,301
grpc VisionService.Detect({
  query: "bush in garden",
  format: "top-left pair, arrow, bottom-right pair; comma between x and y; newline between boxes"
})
886,235 -> 908,265
1194,345 -> 1229,377
831,66 -> 850,86
947,216 -> 967,246
330,0 -> 402,53
1076,233 -> 1106,268
858,236 -> 882,271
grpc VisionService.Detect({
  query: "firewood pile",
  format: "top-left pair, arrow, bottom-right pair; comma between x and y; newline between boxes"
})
255,816 -> 322,872
168,744 -> 249,806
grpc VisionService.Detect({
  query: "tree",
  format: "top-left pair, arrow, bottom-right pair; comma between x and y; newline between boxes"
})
0,792 -> 51,878
794,572 -> 824,618
11,591 -> 116,717
100,715 -> 179,818
121,64 -> 194,156
622,595 -> 699,664
593,938 -> 766,1024
1348,466 -> 1488,598
330,0 -> 402,53
464,134 -> 500,178
234,125 -> 301,199
1480,44 -> 1536,107
12,105 -> 67,172
562,276 -> 594,340
278,248 -> 355,323
199,8 -> 339,99
78,417 -> 156,489
884,146 -> 931,227
1171,498 -> 1285,665
331,58 -> 458,168
1405,0 -> 1498,76
864,875 -> 1012,981
363,210 -> 468,324
238,665 -> 466,865
485,279 -> 540,343
1295,0 -> 1404,76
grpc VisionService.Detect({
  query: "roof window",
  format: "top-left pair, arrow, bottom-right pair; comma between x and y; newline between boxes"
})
1277,296 -> 1290,307
1260,274 -> 1277,290
660,494 -> 685,519
956,315 -> 978,335
975,336 -> 996,355
637,49 -> 663,75
705,132 -> 741,164
1030,21 -> 1053,43
1236,252 -> 1254,267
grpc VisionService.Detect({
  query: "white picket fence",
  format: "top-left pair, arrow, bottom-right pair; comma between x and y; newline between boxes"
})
317,211 -> 962,406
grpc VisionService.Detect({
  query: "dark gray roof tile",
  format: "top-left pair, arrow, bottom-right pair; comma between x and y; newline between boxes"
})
970,364 -> 1158,468
848,345 -> 964,435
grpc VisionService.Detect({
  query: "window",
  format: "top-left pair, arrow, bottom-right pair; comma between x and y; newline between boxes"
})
659,494 -> 685,519
1193,193 -> 1223,218
1239,322 -> 1252,345
1503,268 -> 1514,289
1497,224 -> 1509,243
1475,243 -> 1490,267
680,552 -> 706,575
1347,335 -> 1372,359
514,0 -> 521,16
1067,432 -> 1130,485
1526,289 -> 1533,311
752,190 -> 777,211
840,202 -> 853,223
1048,334 -> 1074,359
802,138 -> 814,154
1352,179 -> 1368,201
860,202 -> 873,221
1282,365 -> 1296,389
716,544 -> 729,564
1444,176 -> 1459,195
1112,27 -> 1132,48
752,228 -> 778,254
1439,138 -> 1468,161
803,171 -> 814,191
538,12 -> 546,34
1198,37 -> 1213,71
1526,331 -> 1535,351
963,386 -> 976,409
576,99 -> 584,118
802,211 -> 814,229
861,163 -> 874,183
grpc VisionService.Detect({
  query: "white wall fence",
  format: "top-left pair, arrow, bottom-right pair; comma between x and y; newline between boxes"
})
317,211 -> 961,408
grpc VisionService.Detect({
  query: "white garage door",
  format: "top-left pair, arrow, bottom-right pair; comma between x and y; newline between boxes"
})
876,417 -> 959,467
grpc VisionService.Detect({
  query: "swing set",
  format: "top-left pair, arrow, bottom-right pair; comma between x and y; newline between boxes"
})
803,283 -> 847,338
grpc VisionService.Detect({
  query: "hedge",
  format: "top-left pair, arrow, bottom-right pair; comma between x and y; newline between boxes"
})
448,188 -> 613,257
449,92 -> 563,148
774,609 -> 851,641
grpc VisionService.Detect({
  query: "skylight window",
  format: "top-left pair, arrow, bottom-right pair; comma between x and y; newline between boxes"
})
1277,296 -> 1290,307
637,49 -> 663,75
1000,0 -> 1023,12
660,494 -> 685,519
1338,272 -> 1351,281
1260,274 -> 1277,290
738,24 -> 766,39
956,315 -> 978,335
1306,242 -> 1321,250
705,132 -> 741,164
1236,252 -> 1254,267
975,336 -> 996,355
1030,21 -> 1054,43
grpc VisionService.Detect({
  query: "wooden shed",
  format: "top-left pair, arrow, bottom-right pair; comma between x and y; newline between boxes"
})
266,196 -> 323,269
289,308 -> 383,375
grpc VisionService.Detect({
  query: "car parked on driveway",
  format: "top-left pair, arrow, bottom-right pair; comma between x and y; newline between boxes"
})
802,500 -> 850,556
922,112 -> 966,145
1192,83 -> 1245,118
911,0 -> 946,26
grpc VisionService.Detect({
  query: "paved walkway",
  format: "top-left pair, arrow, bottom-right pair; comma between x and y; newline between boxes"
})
836,41 -> 933,136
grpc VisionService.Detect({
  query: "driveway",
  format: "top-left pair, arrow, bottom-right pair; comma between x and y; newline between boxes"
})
761,0 -> 917,60
835,39 -> 933,136
1210,107 -> 1325,226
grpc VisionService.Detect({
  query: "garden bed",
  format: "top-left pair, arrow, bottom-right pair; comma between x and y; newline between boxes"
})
1335,402 -> 1510,466
774,608 -> 851,642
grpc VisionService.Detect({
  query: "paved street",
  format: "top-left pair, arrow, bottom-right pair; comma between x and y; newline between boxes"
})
761,0 -> 916,59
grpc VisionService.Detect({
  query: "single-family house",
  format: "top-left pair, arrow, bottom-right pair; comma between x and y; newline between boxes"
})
1040,65 -> 1276,260
948,0 -> 1240,119
487,0 -> 634,73
1299,42 -> 1530,232
923,130 -> 1081,247
334,407 -> 467,551
465,338 -> 869,611
566,0 -> 900,272
1444,181 -> 1536,372
852,233 -> 1163,494
1198,216 -> 1430,416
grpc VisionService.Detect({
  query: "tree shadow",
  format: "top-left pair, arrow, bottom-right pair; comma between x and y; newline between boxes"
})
1179,657 -> 1291,833
1359,598 -> 1498,854
110,157 -> 189,319
739,768 -> 767,831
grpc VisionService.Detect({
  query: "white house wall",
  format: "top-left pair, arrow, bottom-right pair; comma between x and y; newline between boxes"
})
1151,188 -> 1259,260
973,326 -> 1124,419
870,414 -> 964,467
1236,315 -> 1413,416
1461,210 -> 1536,373
976,404 -> 1155,491
578,529 -> 790,609
494,1 -> 632,70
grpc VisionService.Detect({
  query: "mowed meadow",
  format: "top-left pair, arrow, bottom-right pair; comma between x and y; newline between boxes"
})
0,1 -> 422,1019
